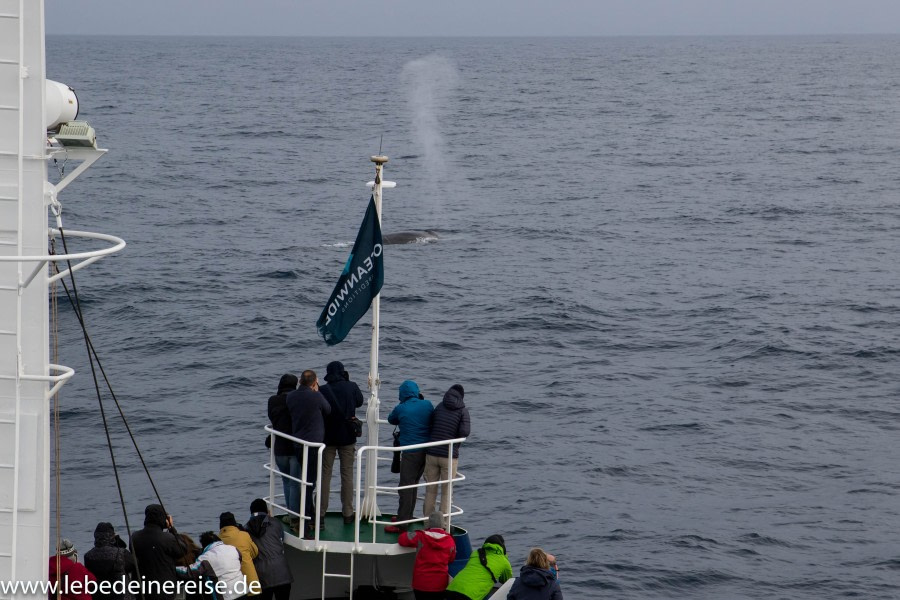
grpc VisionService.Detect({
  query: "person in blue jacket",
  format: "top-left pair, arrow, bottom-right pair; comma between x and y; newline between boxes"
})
385,380 -> 433,533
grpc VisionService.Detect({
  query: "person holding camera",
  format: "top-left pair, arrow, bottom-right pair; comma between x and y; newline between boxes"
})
319,361 -> 365,525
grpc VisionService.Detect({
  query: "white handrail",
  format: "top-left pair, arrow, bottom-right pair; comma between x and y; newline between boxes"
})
263,426 -> 466,551
264,426 -> 325,541
0,228 -> 126,290
0,228 -> 126,262
354,437 -> 466,548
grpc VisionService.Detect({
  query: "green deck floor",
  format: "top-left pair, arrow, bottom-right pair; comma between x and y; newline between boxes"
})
278,512 -> 426,544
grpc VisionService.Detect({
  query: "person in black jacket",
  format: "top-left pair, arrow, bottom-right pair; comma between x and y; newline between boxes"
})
130,504 -> 187,600
84,522 -> 137,600
286,370 -> 331,537
423,384 -> 471,522
318,361 -> 365,525
267,373 -> 299,515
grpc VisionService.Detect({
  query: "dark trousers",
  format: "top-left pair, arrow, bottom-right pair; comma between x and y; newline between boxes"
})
414,591 -> 445,600
297,449 -> 319,528
397,450 -> 426,524
258,584 -> 291,600
444,592 -> 472,600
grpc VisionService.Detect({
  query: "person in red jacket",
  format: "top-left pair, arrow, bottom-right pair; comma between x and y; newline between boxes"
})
49,539 -> 97,600
397,512 -> 457,599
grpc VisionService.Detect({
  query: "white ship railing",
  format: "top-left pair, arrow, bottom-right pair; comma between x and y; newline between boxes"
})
355,437 -> 467,548
264,426 -> 325,539
0,228 -> 126,289
263,426 -> 466,550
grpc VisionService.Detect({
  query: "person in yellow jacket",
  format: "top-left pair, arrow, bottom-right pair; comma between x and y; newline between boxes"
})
219,512 -> 262,596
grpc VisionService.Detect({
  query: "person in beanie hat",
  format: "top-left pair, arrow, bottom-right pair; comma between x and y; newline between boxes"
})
244,499 -> 293,600
84,522 -> 137,600
218,511 -> 261,595
444,534 -> 513,600
130,504 -> 187,600
397,512 -> 456,599
318,361 -> 365,525
49,539 -> 96,600
423,384 -> 470,521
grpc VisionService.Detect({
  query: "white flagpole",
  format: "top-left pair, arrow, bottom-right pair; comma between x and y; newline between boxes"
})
361,155 -> 390,519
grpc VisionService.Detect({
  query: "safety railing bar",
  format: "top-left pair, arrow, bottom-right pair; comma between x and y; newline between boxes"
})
21,259 -> 46,288
263,463 -> 307,486
46,380 -> 68,400
45,255 -> 103,285
19,363 -> 74,383
265,427 -> 326,541
0,228 -> 126,263
265,427 -> 467,549
264,425 -> 326,449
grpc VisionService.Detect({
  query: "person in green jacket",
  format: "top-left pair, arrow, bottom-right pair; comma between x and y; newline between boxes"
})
445,535 -> 513,600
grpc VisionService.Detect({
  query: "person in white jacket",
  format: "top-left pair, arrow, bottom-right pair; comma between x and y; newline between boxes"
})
177,532 -> 249,600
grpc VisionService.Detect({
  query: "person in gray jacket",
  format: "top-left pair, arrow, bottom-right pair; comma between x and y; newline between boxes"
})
244,499 -> 293,600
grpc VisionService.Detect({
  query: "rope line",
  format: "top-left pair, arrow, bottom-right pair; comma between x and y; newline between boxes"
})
53,229 -> 166,512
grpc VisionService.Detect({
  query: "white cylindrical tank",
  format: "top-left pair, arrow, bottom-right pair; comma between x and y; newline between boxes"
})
45,80 -> 79,131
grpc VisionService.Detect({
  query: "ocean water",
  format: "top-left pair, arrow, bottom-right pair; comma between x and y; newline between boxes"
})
46,35 -> 900,598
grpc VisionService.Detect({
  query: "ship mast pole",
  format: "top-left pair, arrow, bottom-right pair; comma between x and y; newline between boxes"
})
361,154 -> 389,519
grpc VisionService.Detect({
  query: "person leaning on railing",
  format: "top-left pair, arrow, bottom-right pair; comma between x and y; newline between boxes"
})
506,548 -> 563,600
397,511 -> 457,599
444,534 -> 512,600
244,498 -> 293,600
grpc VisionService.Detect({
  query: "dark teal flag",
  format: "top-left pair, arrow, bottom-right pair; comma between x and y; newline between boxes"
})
316,196 -> 384,345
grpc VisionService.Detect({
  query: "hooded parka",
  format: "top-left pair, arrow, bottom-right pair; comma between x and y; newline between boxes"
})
83,522 -> 137,600
245,513 -> 293,590
507,565 -> 563,600
426,384 -> 471,458
129,504 -> 187,600
444,541 -> 512,600
398,527 -> 457,592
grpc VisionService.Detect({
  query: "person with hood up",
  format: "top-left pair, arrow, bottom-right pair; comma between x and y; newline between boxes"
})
422,384 -> 470,522
177,532 -> 244,600
244,499 -> 293,600
130,504 -> 187,600
83,522 -> 137,600
385,380 -> 434,533
267,374 -> 300,515
318,361 -> 365,525
49,539 -> 96,600
397,511 -> 457,599
507,548 -> 563,600
218,512 -> 261,596
444,534 -> 513,600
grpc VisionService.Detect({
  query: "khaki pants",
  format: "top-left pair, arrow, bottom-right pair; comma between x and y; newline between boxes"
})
321,444 -> 356,518
423,454 -> 458,520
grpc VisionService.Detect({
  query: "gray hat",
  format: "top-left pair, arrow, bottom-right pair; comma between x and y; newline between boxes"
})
426,511 -> 444,530
57,538 -> 76,556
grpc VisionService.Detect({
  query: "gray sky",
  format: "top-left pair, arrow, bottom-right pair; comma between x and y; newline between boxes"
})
46,0 -> 900,37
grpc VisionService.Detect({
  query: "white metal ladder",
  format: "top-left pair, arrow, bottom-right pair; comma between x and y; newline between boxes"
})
321,548 -> 355,599
0,3 -> 25,591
